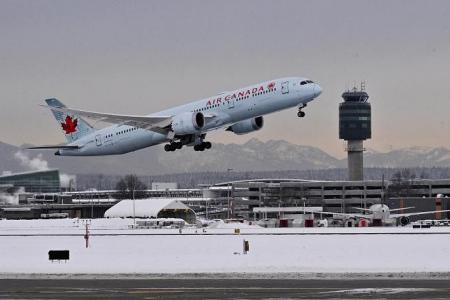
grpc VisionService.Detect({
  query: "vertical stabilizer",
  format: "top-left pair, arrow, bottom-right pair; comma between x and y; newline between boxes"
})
45,98 -> 94,143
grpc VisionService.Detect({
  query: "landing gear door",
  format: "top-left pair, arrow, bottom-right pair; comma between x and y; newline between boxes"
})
281,81 -> 289,94
95,134 -> 102,146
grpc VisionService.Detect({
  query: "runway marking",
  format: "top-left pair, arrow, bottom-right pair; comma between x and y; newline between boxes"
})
319,287 -> 442,294
130,287 -> 354,291
129,289 -> 185,294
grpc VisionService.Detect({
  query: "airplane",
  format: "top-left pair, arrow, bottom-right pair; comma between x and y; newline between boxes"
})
321,204 -> 450,227
28,77 -> 322,156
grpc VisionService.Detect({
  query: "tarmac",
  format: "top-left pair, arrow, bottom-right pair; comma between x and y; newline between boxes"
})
1,277 -> 450,299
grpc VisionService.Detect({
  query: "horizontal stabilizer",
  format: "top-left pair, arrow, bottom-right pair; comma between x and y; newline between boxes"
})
27,145 -> 80,150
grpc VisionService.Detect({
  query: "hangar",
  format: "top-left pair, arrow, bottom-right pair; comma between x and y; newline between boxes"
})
104,198 -> 196,223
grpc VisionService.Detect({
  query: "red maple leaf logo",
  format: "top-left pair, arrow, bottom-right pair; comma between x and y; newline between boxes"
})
268,82 -> 275,90
61,115 -> 78,134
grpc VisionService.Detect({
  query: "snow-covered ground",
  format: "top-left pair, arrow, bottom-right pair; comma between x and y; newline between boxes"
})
0,218 -> 450,274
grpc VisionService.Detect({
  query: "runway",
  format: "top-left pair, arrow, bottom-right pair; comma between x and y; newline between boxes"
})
1,278 -> 449,299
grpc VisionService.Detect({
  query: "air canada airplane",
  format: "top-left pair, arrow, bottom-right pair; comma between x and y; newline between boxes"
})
29,77 -> 322,156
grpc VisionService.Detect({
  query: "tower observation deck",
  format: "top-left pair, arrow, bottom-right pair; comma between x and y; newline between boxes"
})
339,85 -> 371,181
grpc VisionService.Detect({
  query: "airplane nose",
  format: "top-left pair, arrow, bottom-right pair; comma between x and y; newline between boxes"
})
314,84 -> 322,97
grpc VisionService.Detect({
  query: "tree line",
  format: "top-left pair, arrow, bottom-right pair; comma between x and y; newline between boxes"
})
75,167 -> 450,192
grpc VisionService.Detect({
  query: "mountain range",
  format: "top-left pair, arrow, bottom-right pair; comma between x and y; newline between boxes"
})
2,139 -> 450,176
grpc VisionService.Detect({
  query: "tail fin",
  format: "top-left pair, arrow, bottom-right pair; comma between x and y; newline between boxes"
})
45,98 -> 94,143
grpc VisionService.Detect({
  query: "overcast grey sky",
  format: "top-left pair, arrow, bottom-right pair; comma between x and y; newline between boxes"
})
1,0 -> 449,157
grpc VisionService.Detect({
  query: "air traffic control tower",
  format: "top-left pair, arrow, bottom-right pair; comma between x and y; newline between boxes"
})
339,85 -> 371,181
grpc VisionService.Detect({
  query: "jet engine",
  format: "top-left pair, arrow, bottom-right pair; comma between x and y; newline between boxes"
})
227,116 -> 264,135
345,217 -> 357,227
399,216 -> 410,226
171,112 -> 205,135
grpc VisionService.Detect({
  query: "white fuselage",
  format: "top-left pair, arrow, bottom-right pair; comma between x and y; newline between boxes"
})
58,77 -> 322,156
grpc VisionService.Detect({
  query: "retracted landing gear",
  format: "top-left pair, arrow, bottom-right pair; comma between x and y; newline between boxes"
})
164,142 -> 183,152
297,103 -> 307,118
194,141 -> 212,152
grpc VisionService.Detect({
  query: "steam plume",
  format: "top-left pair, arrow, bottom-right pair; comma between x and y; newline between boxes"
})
14,151 -> 49,171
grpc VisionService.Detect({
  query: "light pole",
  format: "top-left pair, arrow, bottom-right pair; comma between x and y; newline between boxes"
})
132,188 -> 136,229
186,190 -> 192,206
205,192 -> 208,220
302,197 -> 306,215
91,198 -> 94,219
227,168 -> 233,219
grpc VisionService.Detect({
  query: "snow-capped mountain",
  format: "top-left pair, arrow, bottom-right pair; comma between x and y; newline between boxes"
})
2,140 -> 450,176
364,146 -> 450,168
157,138 -> 341,173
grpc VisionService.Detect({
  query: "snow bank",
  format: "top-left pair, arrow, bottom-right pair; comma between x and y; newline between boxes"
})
207,220 -> 261,229
0,219 -> 450,274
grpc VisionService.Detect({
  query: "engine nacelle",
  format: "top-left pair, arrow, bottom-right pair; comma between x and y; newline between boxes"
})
399,216 -> 410,226
345,217 -> 357,227
227,116 -> 264,135
171,112 -> 205,135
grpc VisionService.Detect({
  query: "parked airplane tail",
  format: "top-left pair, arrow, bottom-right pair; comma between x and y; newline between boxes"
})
45,98 -> 94,143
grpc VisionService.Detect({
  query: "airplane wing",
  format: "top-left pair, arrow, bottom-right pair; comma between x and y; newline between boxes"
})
390,209 -> 450,219
315,211 -> 368,219
41,105 -> 173,133
351,207 -> 373,212
388,207 -> 415,212
350,206 -> 416,213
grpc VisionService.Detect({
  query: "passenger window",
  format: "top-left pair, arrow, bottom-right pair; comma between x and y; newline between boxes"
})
300,81 -> 307,85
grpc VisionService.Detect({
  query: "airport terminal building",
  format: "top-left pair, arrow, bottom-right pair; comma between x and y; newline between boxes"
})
210,178 -> 450,220
1,175 -> 450,221
0,169 -> 61,193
